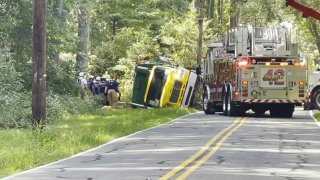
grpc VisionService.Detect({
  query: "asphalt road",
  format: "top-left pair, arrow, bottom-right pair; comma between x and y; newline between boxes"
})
4,107 -> 320,180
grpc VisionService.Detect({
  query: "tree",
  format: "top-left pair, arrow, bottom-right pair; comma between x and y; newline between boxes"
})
32,0 -> 47,128
208,0 -> 215,29
76,0 -> 91,73
218,0 -> 223,33
308,19 -> 320,54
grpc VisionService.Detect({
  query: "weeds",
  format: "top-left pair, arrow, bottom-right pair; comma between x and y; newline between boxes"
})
0,108 -> 196,178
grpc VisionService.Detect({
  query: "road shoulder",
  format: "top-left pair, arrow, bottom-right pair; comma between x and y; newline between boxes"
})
309,110 -> 320,127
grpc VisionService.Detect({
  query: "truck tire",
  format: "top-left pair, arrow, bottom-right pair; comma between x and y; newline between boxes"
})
254,109 -> 266,115
203,93 -> 215,114
270,104 -> 294,118
227,95 -> 236,116
222,93 -> 228,116
227,94 -> 245,116
312,89 -> 320,110
281,104 -> 294,118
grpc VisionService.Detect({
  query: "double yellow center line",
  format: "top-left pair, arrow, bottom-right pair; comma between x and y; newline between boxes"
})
160,117 -> 248,180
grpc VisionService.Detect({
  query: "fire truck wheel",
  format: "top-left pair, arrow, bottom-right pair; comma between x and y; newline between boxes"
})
270,104 -> 294,118
222,93 -> 229,116
312,90 -> 320,110
254,109 -> 266,115
227,96 -> 236,116
227,96 -> 243,116
203,93 -> 215,114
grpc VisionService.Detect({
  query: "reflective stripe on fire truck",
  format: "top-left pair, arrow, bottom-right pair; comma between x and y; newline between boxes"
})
241,99 -> 306,103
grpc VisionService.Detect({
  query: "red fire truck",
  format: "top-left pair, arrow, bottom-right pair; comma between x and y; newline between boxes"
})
202,26 -> 307,117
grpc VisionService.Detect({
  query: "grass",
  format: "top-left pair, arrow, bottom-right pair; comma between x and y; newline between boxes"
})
314,113 -> 320,121
0,108 -> 196,178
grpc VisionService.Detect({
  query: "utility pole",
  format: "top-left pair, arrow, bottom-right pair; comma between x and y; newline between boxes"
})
195,0 -> 204,67
32,0 -> 47,128
191,0 -> 205,108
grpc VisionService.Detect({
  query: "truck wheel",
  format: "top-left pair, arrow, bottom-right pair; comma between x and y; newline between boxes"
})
203,93 -> 215,114
223,93 -> 228,116
227,94 -> 244,117
254,109 -> 266,115
312,90 -> 320,110
281,104 -> 294,118
227,95 -> 236,116
270,104 -> 294,118
269,109 -> 279,117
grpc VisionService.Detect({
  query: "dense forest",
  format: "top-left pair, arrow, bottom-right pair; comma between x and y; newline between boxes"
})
0,0 -> 319,128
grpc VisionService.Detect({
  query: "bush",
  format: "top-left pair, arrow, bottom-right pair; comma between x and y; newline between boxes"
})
47,93 -> 98,124
0,50 -> 98,128
0,50 -> 32,128
47,60 -> 81,96
118,78 -> 133,102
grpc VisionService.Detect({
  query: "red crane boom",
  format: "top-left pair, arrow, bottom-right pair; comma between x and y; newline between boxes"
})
286,0 -> 320,20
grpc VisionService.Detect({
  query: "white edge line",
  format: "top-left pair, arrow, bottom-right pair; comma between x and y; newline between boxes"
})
2,111 -> 201,180
309,110 -> 320,127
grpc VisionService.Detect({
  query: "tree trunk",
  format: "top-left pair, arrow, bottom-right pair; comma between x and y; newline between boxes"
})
195,0 -> 204,67
229,0 -> 238,28
218,0 -> 223,33
76,0 -> 90,73
112,17 -> 116,39
309,20 -> 320,55
32,0 -> 47,128
53,0 -> 64,61
58,0 -> 63,17
209,0 -> 215,29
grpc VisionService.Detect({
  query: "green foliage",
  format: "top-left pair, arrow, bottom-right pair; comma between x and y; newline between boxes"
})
47,1 -> 78,59
118,78 -> 133,102
314,113 -> 320,121
0,108 -> 196,177
0,50 -> 31,128
47,60 -> 80,96
0,49 -> 98,128
91,27 -> 159,76
90,27 -> 138,74
47,94 -> 99,124
1,0 -> 319,130
158,10 -> 213,67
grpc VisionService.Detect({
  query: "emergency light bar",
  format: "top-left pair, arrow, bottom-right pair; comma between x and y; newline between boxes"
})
294,62 -> 306,66
238,58 -> 249,66
238,61 -> 248,66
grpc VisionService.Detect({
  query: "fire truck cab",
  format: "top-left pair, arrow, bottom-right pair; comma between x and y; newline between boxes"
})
203,26 -> 307,117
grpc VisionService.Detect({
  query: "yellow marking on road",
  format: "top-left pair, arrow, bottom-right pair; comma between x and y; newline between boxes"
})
160,117 -> 245,180
177,117 -> 248,179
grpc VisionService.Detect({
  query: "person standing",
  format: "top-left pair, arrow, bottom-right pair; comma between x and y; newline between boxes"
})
93,76 -> 101,95
87,75 -> 94,94
78,72 -> 89,101
99,77 -> 108,105
106,75 -> 121,108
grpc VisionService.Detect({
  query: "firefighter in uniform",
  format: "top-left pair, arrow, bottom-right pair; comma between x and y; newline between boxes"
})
106,75 -> 121,108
